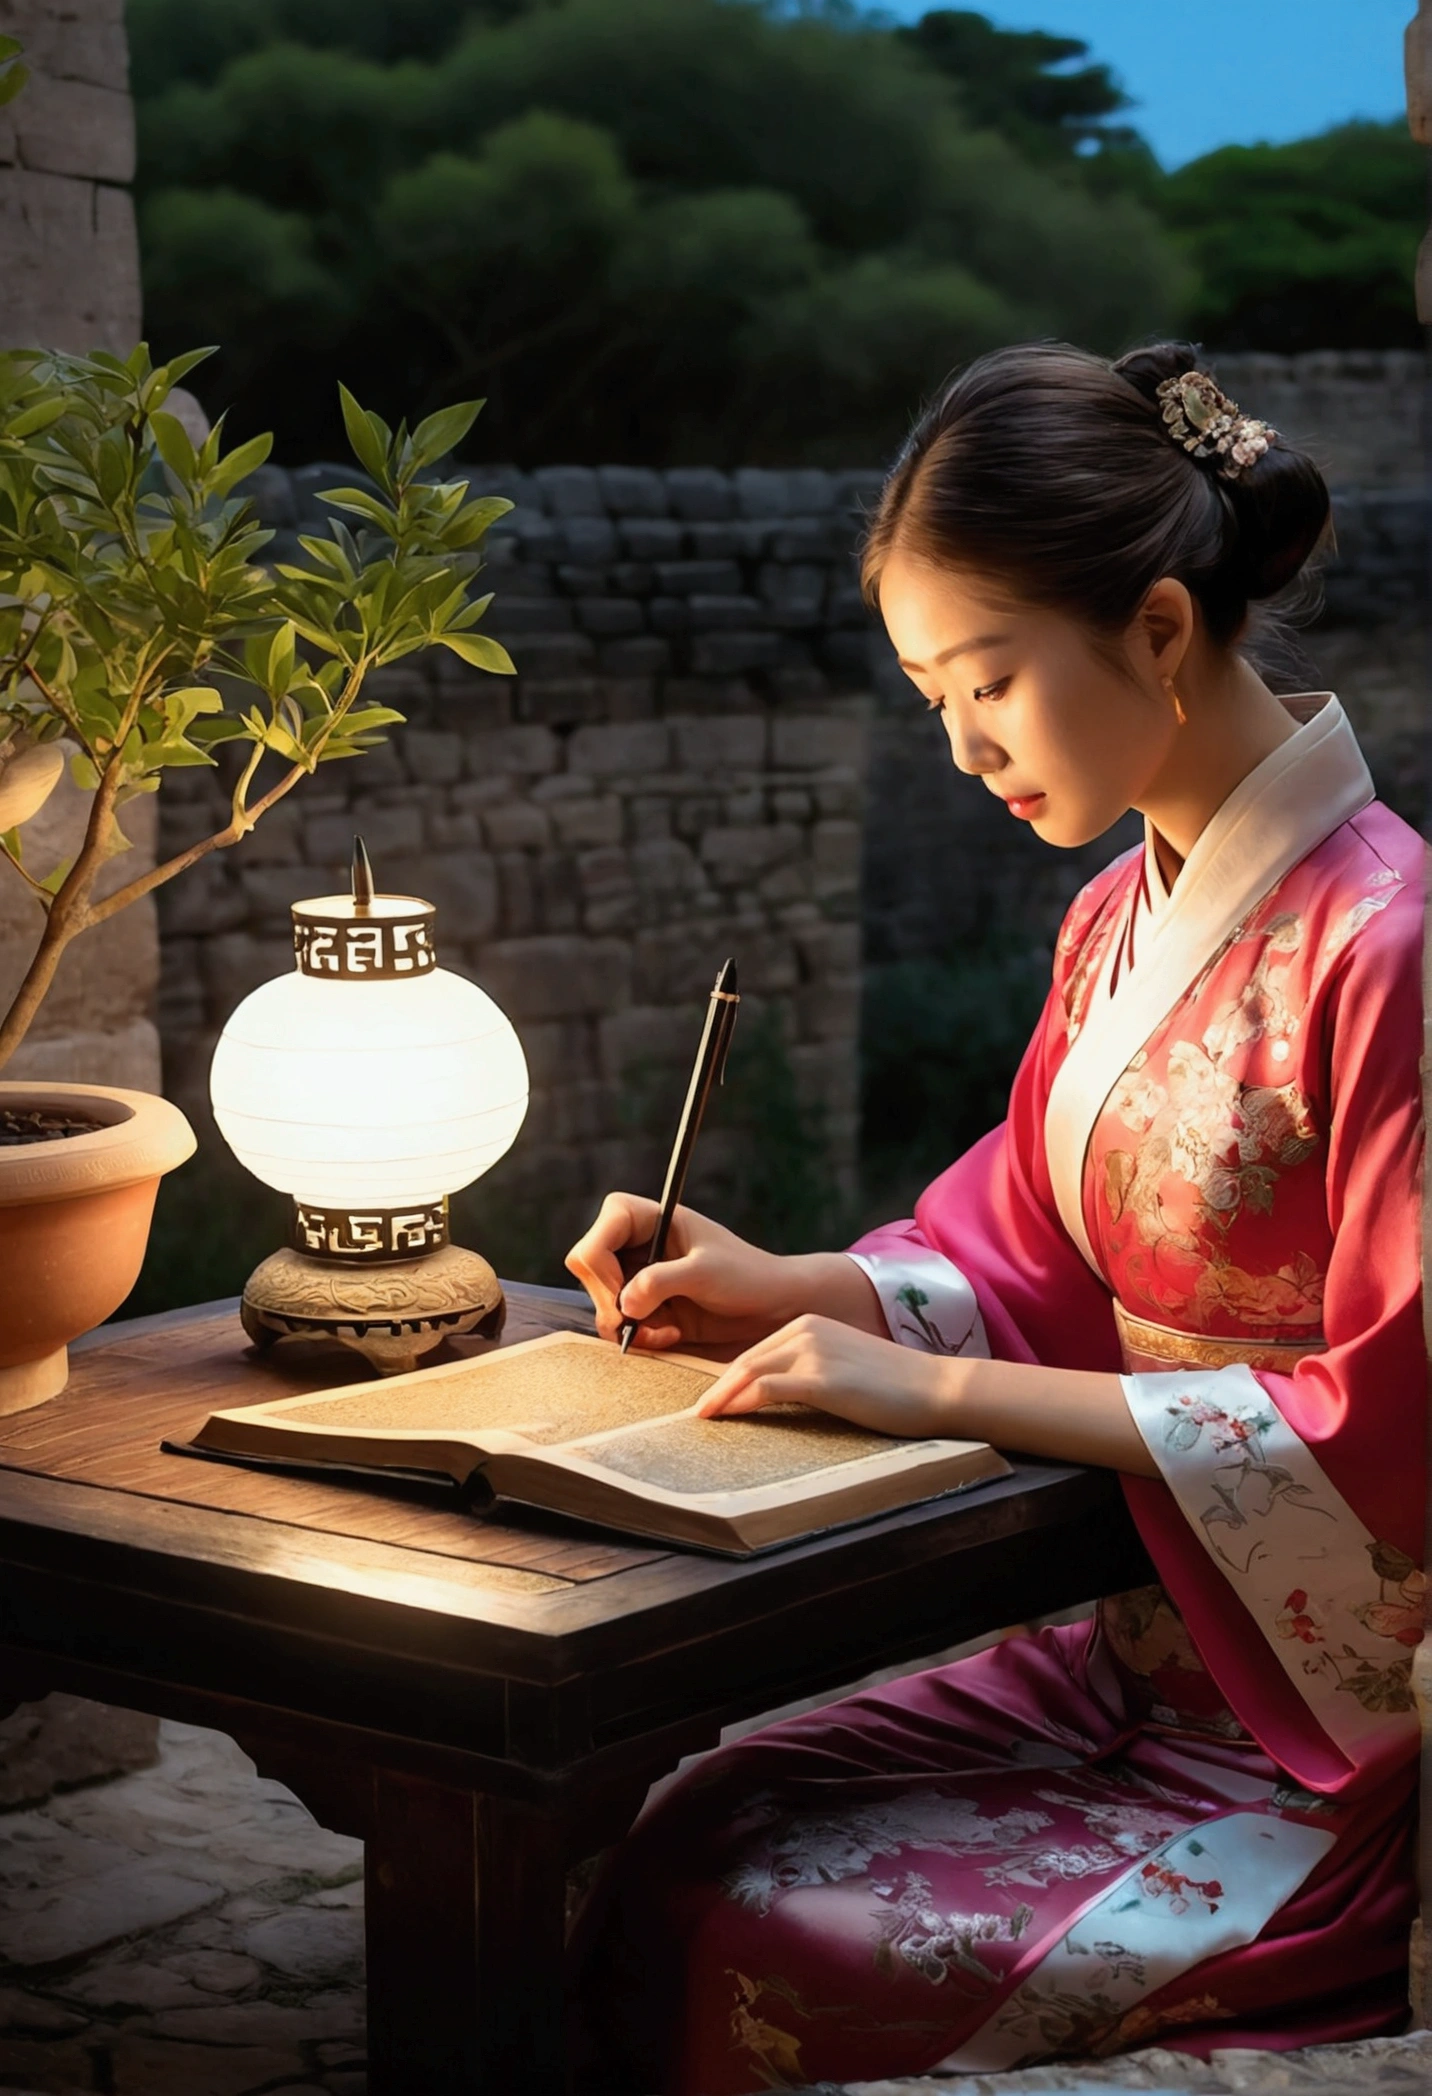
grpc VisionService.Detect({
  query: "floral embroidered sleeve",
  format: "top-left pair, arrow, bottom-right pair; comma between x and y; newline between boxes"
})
845,1244 -> 990,1358
1119,879 -> 1425,1793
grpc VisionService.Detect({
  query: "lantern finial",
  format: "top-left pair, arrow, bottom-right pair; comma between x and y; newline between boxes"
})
351,835 -> 374,913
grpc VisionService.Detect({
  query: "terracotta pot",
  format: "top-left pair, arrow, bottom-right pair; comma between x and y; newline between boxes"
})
0,1082 -> 196,1415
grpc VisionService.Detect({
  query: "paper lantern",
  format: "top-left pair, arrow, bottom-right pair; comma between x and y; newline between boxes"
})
210,841 -> 527,1372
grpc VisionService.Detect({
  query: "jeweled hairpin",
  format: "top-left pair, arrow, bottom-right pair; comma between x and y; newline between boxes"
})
1155,370 -> 1277,480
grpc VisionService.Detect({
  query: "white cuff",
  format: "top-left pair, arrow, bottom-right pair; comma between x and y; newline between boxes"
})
1122,1364 -> 1421,1767
846,1248 -> 990,1358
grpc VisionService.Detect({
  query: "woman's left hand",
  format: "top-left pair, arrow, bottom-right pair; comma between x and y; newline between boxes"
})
695,1313 -> 958,1439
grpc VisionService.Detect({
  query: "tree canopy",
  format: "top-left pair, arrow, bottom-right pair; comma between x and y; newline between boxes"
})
126,1 -> 1420,464
1158,121 -> 1424,353
893,7 -> 1143,163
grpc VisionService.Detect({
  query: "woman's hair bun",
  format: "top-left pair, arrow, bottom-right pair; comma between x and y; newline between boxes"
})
1220,438 -> 1332,601
1112,339 -> 1206,409
1114,339 -> 1332,605
861,336 -> 1333,652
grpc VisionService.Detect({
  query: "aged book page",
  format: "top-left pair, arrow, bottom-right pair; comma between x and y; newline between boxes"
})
563,1410 -> 902,1494
189,1332 -> 1011,1552
274,1336 -> 712,1446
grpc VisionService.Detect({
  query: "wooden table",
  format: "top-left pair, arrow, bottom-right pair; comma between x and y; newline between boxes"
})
0,1290 -> 1152,2094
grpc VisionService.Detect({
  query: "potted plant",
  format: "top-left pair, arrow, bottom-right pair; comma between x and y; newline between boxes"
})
0,342 -> 514,1411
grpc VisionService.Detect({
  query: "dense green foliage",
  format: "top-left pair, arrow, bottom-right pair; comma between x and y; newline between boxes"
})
860,942 -> 1049,1221
1159,122 -> 1424,353
0,342 -> 513,1065
127,0 -> 1186,461
126,2 -> 1422,464
894,8 -> 1143,164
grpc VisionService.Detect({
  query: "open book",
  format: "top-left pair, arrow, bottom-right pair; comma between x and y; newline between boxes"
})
182,1332 -> 1012,1554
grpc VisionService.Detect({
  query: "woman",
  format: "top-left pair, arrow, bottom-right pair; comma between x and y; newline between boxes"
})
565,341 -> 1425,2094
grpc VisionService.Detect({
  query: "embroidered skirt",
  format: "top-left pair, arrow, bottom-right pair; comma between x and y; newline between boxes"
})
569,1613 -> 1414,2096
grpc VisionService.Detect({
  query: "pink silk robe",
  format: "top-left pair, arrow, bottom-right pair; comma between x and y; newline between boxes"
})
571,696 -> 1426,2096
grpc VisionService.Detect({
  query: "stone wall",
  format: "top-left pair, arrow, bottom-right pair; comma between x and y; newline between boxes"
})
159,465 -> 876,1264
0,0 -> 138,353
0,0 -> 158,1089
1212,351 -> 1424,491
156,379 -> 1426,1263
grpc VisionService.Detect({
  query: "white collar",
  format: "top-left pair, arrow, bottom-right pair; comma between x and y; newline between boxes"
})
1045,693 -> 1373,1275
1139,694 -> 1345,926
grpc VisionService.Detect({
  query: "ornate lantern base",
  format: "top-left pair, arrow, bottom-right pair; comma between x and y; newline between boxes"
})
240,1201 -> 505,1376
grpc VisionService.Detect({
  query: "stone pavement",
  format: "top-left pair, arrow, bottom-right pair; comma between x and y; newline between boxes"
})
0,1716 -> 365,2094
2,1708 -> 1429,2096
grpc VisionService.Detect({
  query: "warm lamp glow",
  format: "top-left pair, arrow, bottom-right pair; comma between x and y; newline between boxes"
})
210,968 -> 528,1208
209,849 -> 526,1373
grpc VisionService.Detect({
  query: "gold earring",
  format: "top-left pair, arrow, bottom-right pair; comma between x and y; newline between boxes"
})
1162,676 -> 1187,727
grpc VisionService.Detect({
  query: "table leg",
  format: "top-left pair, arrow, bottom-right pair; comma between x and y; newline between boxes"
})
364,1769 -> 569,2096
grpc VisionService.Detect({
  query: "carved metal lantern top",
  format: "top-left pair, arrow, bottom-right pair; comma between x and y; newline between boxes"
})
292,836 -> 437,979
292,891 -> 438,980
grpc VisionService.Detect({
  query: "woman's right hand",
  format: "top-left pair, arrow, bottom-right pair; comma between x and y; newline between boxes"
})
565,1194 -> 795,1350
566,1194 -> 878,1352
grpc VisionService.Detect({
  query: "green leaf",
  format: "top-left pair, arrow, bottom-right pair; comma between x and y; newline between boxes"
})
206,430 -> 274,502
152,347 -> 217,393
273,564 -> 342,598
82,350 -> 132,378
440,632 -> 516,675
0,55 -> 28,110
338,706 -> 407,735
94,428 -> 132,507
241,633 -> 271,685
293,533 -> 356,581
444,495 -> 514,547
69,750 -> 100,792
189,716 -> 249,746
282,610 -> 356,656
319,487 -> 402,534
409,399 -> 483,471
338,383 -> 391,487
265,620 -> 296,694
328,517 -> 364,574
4,395 -> 69,440
447,590 -> 495,630
162,685 -> 224,733
39,855 -> 74,895
145,738 -> 216,769
149,409 -> 197,483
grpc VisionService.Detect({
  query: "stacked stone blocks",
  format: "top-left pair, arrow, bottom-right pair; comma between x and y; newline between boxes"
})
159,465 -> 878,1263
0,0 -> 140,356
0,0 -> 160,1088
156,356 -> 1428,1265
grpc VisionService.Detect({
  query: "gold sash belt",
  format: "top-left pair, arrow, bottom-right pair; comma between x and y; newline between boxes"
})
1113,1301 -> 1326,1375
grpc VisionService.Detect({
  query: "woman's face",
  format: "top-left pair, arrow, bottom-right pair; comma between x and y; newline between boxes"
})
877,548 -> 1179,850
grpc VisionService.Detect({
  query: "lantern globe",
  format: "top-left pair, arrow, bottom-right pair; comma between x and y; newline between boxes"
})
210,967 -> 528,1210
209,847 -> 526,1374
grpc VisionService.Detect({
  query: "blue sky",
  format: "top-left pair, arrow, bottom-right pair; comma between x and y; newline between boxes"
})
880,1 -> 1410,167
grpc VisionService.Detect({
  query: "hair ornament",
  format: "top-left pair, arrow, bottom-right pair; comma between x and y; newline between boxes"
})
1156,369 -> 1277,480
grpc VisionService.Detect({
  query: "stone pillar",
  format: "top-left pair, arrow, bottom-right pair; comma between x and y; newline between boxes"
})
0,1 -> 159,1089
0,0 -> 138,351
1404,0 -> 1432,2036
